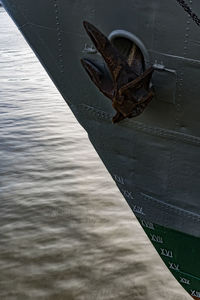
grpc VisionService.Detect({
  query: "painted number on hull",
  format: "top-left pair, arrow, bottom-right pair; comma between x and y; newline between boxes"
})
180,277 -> 190,285
113,174 -> 125,185
150,234 -> 163,244
191,290 -> 200,298
132,205 -> 145,215
141,219 -> 155,230
169,262 -> 180,271
121,189 -> 134,199
160,248 -> 173,258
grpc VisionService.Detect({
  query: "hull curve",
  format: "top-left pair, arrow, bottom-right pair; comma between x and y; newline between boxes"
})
2,0 -> 200,298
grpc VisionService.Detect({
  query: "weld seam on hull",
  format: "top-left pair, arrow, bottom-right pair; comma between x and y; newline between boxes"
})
140,193 -> 200,222
78,104 -> 200,146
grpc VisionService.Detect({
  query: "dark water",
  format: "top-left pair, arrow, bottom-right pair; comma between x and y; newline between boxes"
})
0,8 -> 191,300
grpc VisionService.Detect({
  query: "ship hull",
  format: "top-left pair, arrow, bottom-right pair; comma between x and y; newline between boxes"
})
2,0 -> 200,298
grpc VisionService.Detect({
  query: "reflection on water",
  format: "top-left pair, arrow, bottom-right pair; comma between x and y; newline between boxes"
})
0,7 -> 190,300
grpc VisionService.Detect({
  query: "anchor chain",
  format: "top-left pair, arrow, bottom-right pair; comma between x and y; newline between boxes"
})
176,0 -> 200,27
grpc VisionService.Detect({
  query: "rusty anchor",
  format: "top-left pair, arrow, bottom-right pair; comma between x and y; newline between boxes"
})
81,21 -> 154,123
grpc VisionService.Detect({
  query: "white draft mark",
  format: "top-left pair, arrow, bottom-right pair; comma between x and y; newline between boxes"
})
150,234 -> 163,244
121,189 -> 134,199
180,277 -> 190,285
191,290 -> 200,298
141,219 -> 155,230
169,262 -> 180,271
113,174 -> 125,185
132,205 -> 145,215
160,248 -> 173,258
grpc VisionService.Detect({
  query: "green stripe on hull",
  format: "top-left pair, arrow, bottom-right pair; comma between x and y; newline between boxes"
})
138,218 -> 200,299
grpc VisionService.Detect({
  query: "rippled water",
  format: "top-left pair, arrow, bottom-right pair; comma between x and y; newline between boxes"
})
0,7 -> 191,300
